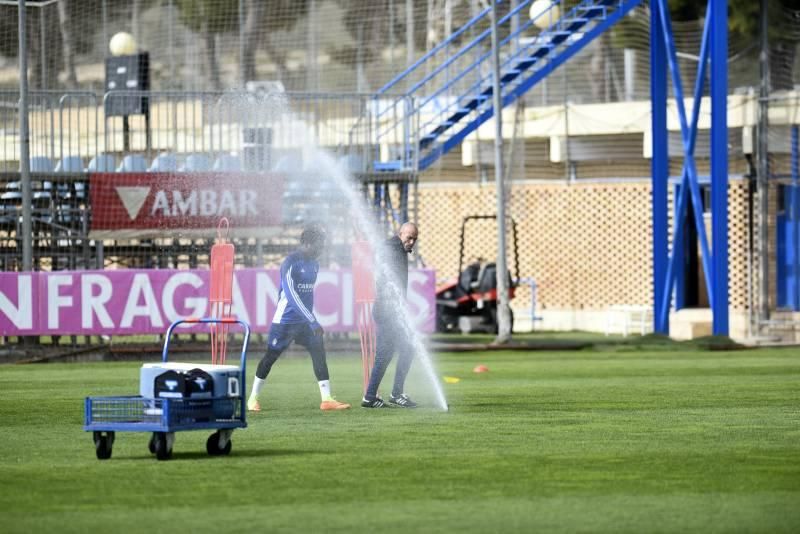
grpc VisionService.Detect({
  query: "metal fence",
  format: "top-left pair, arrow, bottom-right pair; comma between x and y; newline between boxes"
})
0,89 -> 419,274
0,89 -> 395,171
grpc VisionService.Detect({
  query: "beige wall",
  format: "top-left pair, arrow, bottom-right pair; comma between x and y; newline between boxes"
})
417,179 -> 750,316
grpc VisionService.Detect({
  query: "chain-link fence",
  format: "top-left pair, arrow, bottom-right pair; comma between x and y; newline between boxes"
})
0,88 -> 418,275
0,1 -> 776,99
3,1 -> 800,342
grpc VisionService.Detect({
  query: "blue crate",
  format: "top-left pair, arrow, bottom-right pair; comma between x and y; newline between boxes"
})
84,395 -> 245,433
84,318 -> 251,460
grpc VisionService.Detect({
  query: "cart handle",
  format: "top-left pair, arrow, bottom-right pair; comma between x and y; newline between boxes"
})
161,317 -> 251,416
161,317 -> 251,371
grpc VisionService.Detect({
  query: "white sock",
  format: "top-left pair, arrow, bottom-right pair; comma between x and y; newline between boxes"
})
318,379 -> 332,401
249,377 -> 265,402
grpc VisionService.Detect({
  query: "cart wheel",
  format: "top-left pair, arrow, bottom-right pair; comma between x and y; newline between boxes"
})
93,431 -> 113,460
206,431 -> 233,456
148,433 -> 157,454
154,432 -> 172,461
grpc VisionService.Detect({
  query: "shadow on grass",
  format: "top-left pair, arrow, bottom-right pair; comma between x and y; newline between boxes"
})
123,448 -> 319,462
587,334 -> 748,353
431,332 -> 749,353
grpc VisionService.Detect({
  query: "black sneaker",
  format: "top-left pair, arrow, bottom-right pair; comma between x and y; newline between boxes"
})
361,396 -> 387,408
388,393 -> 418,408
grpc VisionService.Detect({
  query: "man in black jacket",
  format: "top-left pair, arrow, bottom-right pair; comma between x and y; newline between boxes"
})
362,222 -> 420,408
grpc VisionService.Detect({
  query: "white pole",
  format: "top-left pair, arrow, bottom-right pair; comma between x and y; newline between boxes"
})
490,1 -> 512,342
19,0 -> 32,272
238,0 -> 245,85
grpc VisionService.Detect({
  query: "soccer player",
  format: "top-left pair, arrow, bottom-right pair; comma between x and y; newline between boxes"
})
361,222 -> 419,408
247,224 -> 351,412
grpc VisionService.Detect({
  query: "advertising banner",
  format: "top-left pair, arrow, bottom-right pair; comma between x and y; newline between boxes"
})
0,268 -> 436,336
89,172 -> 284,238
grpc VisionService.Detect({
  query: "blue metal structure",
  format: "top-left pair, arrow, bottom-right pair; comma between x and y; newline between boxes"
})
777,125 -> 800,309
369,0 -> 730,335
650,0 -> 728,335
373,0 -> 644,172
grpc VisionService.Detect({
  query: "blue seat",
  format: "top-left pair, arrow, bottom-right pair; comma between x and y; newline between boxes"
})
54,156 -> 85,172
282,202 -> 329,226
148,153 -> 178,172
338,154 -> 365,173
273,154 -> 303,173
32,181 -> 53,207
0,190 -> 21,203
73,182 -> 87,202
87,154 -> 116,172
27,156 -> 54,173
181,154 -> 212,172
212,154 -> 242,172
117,154 -> 148,172
0,191 -> 21,231
282,179 -> 307,201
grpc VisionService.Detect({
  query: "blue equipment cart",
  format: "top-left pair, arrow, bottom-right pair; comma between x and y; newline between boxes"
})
84,318 -> 250,460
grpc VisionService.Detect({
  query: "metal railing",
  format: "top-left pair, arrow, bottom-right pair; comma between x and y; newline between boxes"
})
0,89 -> 418,275
371,0 -> 643,170
0,90 -> 385,174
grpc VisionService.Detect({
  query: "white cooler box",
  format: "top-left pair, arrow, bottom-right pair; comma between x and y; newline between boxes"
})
140,362 -> 241,399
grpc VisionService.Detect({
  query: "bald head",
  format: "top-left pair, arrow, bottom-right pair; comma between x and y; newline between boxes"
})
398,222 -> 419,252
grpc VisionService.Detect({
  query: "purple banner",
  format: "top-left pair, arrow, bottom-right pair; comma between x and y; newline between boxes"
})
0,268 -> 436,336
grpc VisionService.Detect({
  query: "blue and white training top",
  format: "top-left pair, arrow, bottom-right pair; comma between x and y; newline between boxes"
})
272,251 -> 320,327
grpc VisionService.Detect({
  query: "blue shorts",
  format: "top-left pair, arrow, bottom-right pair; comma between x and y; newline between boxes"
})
266,322 -> 321,354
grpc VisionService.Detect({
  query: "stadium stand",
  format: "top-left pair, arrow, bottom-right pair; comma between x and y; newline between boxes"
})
54,156 -> 85,172
29,156 -> 54,172
212,153 -> 242,172
87,154 -> 116,172
148,153 -> 179,172
181,154 -> 212,172
338,154 -> 364,173
117,154 -> 148,172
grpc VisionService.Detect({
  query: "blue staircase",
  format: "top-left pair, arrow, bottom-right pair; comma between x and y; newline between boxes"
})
372,0 -> 643,172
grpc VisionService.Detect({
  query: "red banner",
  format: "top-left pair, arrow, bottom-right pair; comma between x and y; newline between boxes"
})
89,172 -> 284,237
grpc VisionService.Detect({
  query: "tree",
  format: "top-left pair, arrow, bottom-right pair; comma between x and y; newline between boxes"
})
332,0 -> 479,91
176,0 -> 239,90
240,0 -> 310,86
614,0 -> 800,91
727,0 -> 800,90
57,0 -> 78,89
240,0 -> 265,84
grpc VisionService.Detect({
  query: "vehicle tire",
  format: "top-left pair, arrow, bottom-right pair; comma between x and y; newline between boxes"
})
207,431 -> 233,456
437,305 -> 458,333
206,432 -> 221,455
154,432 -> 172,461
94,432 -> 113,460
148,433 -> 157,454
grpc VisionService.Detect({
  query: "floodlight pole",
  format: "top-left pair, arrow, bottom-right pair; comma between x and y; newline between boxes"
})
19,0 -> 32,272
756,0 -> 769,326
490,1 -> 512,343
238,0 -> 245,85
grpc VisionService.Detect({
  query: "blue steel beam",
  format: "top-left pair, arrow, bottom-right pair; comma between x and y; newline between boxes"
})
419,0 -> 643,171
792,125 -> 799,309
651,1 -> 668,333
652,0 -> 729,336
654,2 -> 713,329
656,0 -> 714,306
710,0 -> 729,335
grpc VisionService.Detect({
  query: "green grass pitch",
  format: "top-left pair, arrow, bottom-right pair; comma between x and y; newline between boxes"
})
1,343 -> 798,533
